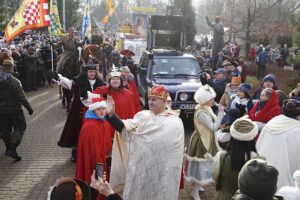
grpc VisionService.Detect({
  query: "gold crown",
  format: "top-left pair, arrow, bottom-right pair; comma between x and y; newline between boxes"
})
148,85 -> 168,100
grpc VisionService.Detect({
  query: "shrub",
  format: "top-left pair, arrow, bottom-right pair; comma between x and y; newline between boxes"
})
246,62 -> 299,95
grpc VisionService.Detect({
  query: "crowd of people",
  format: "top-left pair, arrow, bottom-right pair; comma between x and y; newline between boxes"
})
1,26 -> 300,200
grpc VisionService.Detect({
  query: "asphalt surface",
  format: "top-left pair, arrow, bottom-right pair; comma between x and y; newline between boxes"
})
0,86 -> 215,200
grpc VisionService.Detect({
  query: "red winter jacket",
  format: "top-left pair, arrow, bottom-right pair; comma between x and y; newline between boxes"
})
248,90 -> 282,123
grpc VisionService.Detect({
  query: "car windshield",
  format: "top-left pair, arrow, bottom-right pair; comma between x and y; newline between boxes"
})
152,58 -> 201,76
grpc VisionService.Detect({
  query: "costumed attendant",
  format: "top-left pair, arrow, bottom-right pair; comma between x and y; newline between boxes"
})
76,97 -> 112,200
93,66 -> 137,139
213,116 -> 258,200
58,59 -> 105,162
186,84 -> 225,200
256,98 -> 300,190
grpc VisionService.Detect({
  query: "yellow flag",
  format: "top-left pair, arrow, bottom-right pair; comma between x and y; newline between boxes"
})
101,0 -> 115,24
49,0 -> 64,36
5,0 -> 50,42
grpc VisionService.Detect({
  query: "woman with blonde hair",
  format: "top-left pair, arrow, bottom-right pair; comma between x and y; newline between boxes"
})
186,84 -> 225,200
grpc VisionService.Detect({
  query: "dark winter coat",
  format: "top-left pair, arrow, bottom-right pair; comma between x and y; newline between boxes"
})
0,72 -> 32,114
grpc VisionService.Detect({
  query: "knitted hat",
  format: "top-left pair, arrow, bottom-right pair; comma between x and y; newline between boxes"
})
49,178 -> 91,200
231,76 -> 241,86
88,97 -> 107,111
263,74 -> 276,85
238,159 -> 278,200
230,116 -> 258,141
194,84 -> 216,105
148,85 -> 168,100
238,83 -> 251,97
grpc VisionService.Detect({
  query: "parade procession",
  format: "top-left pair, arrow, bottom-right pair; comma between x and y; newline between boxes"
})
1,0 -> 300,200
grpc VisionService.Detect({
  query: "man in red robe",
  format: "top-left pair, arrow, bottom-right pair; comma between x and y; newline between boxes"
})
93,67 -> 137,139
76,98 -> 112,200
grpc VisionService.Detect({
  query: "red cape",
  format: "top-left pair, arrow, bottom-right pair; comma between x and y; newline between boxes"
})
93,86 -> 138,139
76,119 -> 112,183
128,80 -> 141,113
248,90 -> 282,123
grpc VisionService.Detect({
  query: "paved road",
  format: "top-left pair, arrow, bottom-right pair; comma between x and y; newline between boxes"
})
0,86 -> 215,200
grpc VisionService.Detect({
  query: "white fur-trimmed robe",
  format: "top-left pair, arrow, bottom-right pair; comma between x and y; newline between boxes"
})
256,115 -> 300,190
109,110 -> 184,200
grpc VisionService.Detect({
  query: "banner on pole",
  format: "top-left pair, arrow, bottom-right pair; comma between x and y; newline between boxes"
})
5,0 -> 50,42
49,0 -> 64,36
82,0 -> 92,42
101,0 -> 115,24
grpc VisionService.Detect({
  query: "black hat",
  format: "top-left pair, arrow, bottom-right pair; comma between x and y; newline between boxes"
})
86,58 -> 96,71
238,159 -> 278,200
50,178 -> 91,200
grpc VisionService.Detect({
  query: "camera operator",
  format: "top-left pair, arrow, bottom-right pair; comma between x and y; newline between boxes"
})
201,68 -> 227,103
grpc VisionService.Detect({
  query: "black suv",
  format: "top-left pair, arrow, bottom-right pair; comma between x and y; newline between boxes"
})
136,49 -> 203,117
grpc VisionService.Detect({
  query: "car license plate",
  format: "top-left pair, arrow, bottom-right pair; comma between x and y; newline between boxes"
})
180,104 -> 196,110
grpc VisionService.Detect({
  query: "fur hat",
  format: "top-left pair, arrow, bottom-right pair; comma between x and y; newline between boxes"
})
49,178 -> 91,200
238,159 -> 278,200
89,97 -> 107,111
230,116 -> 258,141
194,84 -> 216,105
148,85 -> 168,100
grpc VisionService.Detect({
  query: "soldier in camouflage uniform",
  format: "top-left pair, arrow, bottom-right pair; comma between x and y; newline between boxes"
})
0,60 -> 33,161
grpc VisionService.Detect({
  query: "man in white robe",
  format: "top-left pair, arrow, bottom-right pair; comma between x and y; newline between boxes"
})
106,85 -> 184,200
256,98 -> 300,190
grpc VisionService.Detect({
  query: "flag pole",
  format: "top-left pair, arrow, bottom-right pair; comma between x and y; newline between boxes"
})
114,8 -> 121,25
49,24 -> 54,72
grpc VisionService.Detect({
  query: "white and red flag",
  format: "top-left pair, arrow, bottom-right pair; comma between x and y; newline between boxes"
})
5,0 -> 50,42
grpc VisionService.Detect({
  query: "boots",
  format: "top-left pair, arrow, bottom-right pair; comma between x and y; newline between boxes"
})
190,184 -> 201,200
4,142 -> 10,156
71,149 -> 77,163
6,144 -> 22,161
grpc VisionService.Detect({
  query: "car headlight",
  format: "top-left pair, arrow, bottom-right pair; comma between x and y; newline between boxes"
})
179,92 -> 189,101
